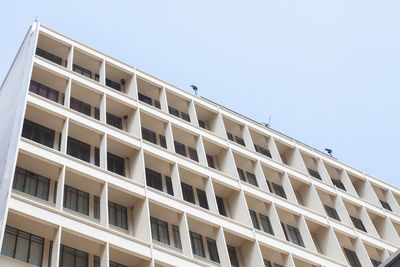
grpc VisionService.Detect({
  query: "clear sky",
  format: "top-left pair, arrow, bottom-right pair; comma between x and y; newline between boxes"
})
1,0 -> 399,188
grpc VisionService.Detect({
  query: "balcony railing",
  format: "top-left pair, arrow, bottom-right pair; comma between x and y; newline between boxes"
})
36,47 -> 62,65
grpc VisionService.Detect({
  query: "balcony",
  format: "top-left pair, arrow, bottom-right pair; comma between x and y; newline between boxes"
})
70,81 -> 102,120
179,168 -> 210,210
140,111 -> 168,149
249,128 -> 273,159
149,202 -> 182,251
73,48 -> 101,82
223,117 -> 247,147
144,153 -> 174,196
166,91 -> 192,123
106,95 -> 137,134
233,152 -> 259,187
23,104 -> 65,151
186,216 -> 222,264
137,77 -> 162,109
67,121 -> 102,166
36,32 -> 70,67
105,62 -> 133,94
30,66 -> 68,104
172,126 -> 200,162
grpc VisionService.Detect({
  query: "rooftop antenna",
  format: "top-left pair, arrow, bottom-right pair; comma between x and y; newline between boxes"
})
190,85 -> 198,95
325,148 -> 333,157
35,16 -> 38,23
261,116 -> 271,127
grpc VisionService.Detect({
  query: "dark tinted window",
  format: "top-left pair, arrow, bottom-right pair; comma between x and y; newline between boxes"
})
22,120 -> 55,148
107,153 -> 125,176
181,183 -> 195,204
13,167 -> 50,201
67,137 -> 90,162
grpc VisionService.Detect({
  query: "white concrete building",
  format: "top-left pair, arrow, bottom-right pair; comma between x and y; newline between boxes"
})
0,22 -> 398,267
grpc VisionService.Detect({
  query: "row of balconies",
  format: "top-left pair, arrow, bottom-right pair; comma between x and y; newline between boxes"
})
7,131 -> 395,267
26,64 -> 400,227
27,68 -> 399,234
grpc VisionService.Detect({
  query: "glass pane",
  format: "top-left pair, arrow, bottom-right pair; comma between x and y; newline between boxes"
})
15,232 -> 30,262
1,228 -> 17,257
28,237 -> 43,266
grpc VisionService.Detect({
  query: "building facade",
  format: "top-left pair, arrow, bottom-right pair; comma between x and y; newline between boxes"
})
0,22 -> 399,267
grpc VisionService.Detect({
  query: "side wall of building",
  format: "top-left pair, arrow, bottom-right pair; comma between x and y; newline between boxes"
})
0,23 -> 38,244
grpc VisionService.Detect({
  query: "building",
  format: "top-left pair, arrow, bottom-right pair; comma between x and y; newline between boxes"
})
0,22 -> 399,267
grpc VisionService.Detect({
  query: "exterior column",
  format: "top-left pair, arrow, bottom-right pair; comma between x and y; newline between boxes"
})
100,182 -> 108,227
51,226 -> 62,267
56,166 -> 65,210
100,243 -> 109,267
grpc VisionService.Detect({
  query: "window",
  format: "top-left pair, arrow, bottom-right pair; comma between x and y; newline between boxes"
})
350,216 -> 366,232
70,97 -> 91,116
94,196 -> 100,220
188,147 -> 199,162
22,119 -> 55,148
255,145 -> 272,158
181,112 -> 190,122
216,196 -> 227,216
380,200 -> 392,211
151,217 -> 170,245
138,93 -> 152,105
198,120 -> 206,129
1,226 -> 44,266
272,183 -> 286,199
227,245 -> 239,267
29,80 -> 59,102
107,112 -> 123,130
190,231 -> 205,257
73,64 -> 92,79
370,258 -> 381,267
226,132 -> 234,141
174,141 -> 187,157
264,259 -> 272,267
168,106 -> 179,117
246,172 -> 258,187
36,47 -> 62,65
94,147 -> 100,167
287,225 -> 304,247
308,168 -> 321,180
142,127 -> 157,144
106,78 -> 121,91
197,189 -> 209,209
64,185 -> 89,215
145,168 -> 163,191
237,168 -> 246,181
249,210 -> 260,230
206,154 -> 215,169
234,136 -> 245,146
165,176 -> 174,195
59,244 -> 88,267
94,107 -> 100,120
13,167 -> 50,201
259,214 -> 274,235
343,247 -> 362,267
159,134 -> 167,149
172,225 -> 182,249
67,137 -> 90,163
154,100 -> 161,109
206,238 -> 220,263
107,153 -> 125,176
181,182 -> 195,204
324,205 -> 340,221
332,179 -> 346,191
281,222 -> 289,241
108,201 -> 128,230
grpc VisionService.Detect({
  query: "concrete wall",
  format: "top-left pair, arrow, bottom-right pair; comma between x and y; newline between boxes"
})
0,22 -> 38,243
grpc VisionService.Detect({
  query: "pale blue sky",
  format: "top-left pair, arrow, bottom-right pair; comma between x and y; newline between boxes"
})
1,1 -> 399,188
